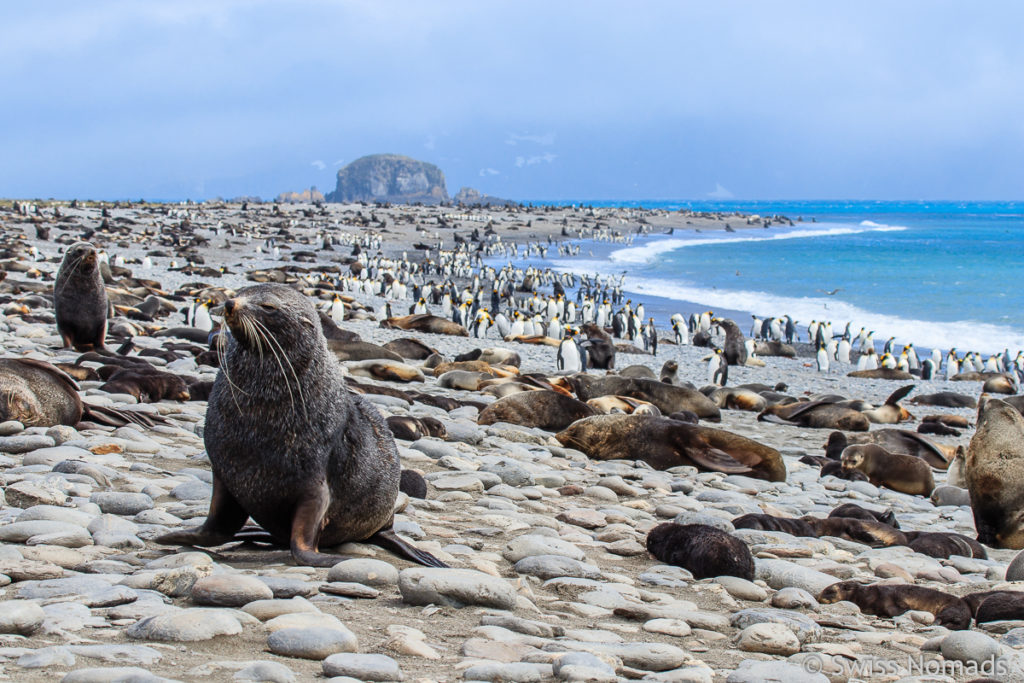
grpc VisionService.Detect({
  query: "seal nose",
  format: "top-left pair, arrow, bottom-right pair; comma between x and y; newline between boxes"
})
224,299 -> 236,314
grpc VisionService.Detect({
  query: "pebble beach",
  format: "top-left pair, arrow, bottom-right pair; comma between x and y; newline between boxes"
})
0,198 -> 1020,683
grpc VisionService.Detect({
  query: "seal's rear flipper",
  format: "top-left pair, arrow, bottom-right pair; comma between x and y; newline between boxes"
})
369,528 -> 449,568
82,405 -> 163,428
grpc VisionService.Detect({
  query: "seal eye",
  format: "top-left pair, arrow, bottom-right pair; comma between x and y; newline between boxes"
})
260,304 -> 277,311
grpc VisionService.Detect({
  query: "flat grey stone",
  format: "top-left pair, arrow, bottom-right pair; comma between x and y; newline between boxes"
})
461,662 -> 553,682
322,653 -> 403,681
503,534 -> 585,563
89,492 -> 154,515
755,559 -> 839,595
191,575 -> 274,607
0,600 -> 45,635
399,567 -> 516,609
731,608 -> 822,643
0,434 -> 56,453
327,559 -> 399,586
514,555 -> 602,580
941,630 -> 1002,664
60,667 -> 172,683
234,661 -> 296,683
726,660 -> 828,683
266,626 -> 358,660
125,608 -> 242,641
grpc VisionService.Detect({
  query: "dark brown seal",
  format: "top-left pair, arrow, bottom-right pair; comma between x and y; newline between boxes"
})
99,367 -> 191,402
381,314 -> 469,337
903,530 -> 987,559
758,400 -> 869,431
841,444 -> 935,496
818,581 -> 970,630
732,513 -> 816,537
54,242 -> 109,350
155,284 -> 446,568
570,374 -> 720,421
825,429 -> 949,468
386,415 -> 447,441
646,522 -> 754,580
0,358 -> 155,428
966,398 -> 1024,548
478,390 -> 596,431
965,590 -> 1024,622
828,503 -> 899,529
556,413 -> 786,481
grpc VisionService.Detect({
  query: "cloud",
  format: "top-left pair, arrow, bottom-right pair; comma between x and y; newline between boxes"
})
505,132 -> 556,146
424,135 -> 437,150
478,167 -> 500,177
707,182 -> 734,199
311,159 -> 326,170
333,159 -> 345,166
514,153 -> 557,168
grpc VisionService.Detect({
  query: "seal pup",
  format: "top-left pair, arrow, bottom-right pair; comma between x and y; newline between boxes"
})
155,284 -> 446,568
860,385 -> 915,424
818,582 -> 970,630
646,523 -> 754,580
54,242 -> 110,351
966,398 -> 1024,548
841,444 -> 935,496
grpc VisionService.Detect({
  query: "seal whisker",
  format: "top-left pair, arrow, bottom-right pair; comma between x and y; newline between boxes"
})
216,329 -> 247,414
251,316 -> 306,417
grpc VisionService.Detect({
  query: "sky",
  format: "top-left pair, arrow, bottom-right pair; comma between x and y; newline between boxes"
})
2,1 -> 1023,202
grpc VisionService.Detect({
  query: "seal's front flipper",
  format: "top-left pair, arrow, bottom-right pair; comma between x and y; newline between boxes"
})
368,528 -> 449,568
155,474 -> 248,547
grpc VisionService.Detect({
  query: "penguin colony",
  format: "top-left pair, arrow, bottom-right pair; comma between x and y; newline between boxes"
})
4,197 -> 1024,677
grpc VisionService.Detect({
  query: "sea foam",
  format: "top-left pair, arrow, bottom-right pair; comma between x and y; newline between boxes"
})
609,222 -> 907,264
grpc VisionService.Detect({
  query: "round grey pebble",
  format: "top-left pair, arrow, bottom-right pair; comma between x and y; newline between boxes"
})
0,600 -> 45,635
191,575 -> 274,607
940,630 -> 1002,664
234,661 -> 297,683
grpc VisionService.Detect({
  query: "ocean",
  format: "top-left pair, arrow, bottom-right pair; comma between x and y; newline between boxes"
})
524,200 -> 1024,355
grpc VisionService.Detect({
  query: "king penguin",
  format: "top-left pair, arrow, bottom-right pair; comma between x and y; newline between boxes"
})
707,348 -> 728,386
557,330 -> 586,373
816,343 -> 830,373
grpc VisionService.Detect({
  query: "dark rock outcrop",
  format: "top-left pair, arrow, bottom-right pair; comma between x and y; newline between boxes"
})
453,187 -> 516,207
326,154 -> 448,204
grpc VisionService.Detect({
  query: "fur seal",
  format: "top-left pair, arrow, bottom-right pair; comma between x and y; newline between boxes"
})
586,395 -> 660,415
983,375 -> 1017,394
841,444 -> 935,496
438,370 -> 487,391
646,522 -> 754,580
345,359 -> 425,383
329,341 -> 403,362
966,398 -> 1024,548
713,318 -> 748,365
753,340 -> 796,358
478,390 -> 596,431
155,284 -> 445,568
0,358 -> 155,428
828,503 -> 899,529
818,581 -> 970,629
54,242 -> 109,350
382,314 -> 469,337
903,530 -> 987,559
386,415 -> 447,442
384,337 -> 438,360
758,400 -> 869,431
619,365 -> 657,379
660,360 -> 679,384
454,347 -> 521,367
860,385 -> 915,424
815,581 -> 966,630
909,391 -> 977,408
556,413 -> 786,481
704,387 -> 766,412
846,368 -> 915,380
570,374 -> 721,421
732,513 -> 816,537
99,367 -> 191,402
967,590 -> 1024,623
825,429 -> 949,468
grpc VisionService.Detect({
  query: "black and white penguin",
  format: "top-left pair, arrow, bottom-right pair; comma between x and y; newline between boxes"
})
883,336 -> 896,355
192,299 -> 213,332
816,343 -> 830,373
920,357 -> 935,380
556,330 -> 586,373
642,318 -> 657,355
707,348 -> 728,386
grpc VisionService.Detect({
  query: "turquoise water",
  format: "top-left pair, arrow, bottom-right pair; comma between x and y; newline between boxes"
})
539,200 -> 1024,354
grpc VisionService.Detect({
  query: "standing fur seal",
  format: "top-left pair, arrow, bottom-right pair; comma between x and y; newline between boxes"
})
966,398 -> 1024,548
818,581 -> 971,630
155,284 -> 446,567
646,522 -> 754,580
54,242 -> 109,350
